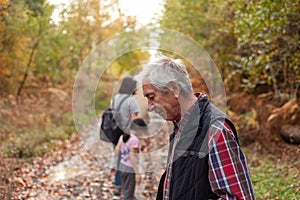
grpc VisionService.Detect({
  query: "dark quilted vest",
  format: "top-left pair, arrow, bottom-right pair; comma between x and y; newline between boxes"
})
156,96 -> 238,200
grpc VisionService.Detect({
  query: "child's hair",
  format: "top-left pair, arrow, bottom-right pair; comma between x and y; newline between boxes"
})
122,118 -> 147,143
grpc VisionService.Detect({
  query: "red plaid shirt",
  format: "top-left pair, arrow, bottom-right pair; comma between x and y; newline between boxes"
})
163,95 -> 255,200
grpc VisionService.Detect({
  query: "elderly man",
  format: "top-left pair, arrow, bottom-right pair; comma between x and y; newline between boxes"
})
136,55 -> 255,200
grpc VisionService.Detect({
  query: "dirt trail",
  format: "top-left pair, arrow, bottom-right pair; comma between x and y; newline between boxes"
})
14,117 -> 169,200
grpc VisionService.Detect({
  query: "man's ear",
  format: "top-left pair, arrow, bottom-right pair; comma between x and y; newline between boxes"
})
167,81 -> 180,98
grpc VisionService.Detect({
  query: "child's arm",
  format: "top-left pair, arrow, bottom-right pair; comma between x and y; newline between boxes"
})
114,142 -> 121,160
131,112 -> 138,119
129,147 -> 141,183
111,141 -> 121,175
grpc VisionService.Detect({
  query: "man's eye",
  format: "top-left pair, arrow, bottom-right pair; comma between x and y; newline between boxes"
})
148,96 -> 155,101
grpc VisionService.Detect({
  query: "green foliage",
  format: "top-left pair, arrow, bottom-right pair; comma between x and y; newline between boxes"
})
94,49 -> 150,115
231,0 -> 300,94
0,0 -> 140,96
0,0 -> 56,95
160,0 -> 229,47
25,0 -> 46,16
250,159 -> 300,199
160,0 -> 300,96
242,143 -> 300,199
95,80 -> 112,115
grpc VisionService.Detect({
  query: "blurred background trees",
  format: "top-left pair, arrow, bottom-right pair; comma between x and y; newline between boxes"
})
0,0 -> 139,97
1,0 -> 299,145
160,0 -> 299,97
0,0 -> 299,98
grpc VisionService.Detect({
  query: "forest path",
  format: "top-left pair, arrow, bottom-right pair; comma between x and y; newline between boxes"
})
14,117 -> 169,200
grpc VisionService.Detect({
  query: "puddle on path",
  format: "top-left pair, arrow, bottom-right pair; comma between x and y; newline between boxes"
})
48,164 -> 83,182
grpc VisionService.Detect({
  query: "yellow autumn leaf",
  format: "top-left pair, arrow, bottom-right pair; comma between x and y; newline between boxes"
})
1,68 -> 10,75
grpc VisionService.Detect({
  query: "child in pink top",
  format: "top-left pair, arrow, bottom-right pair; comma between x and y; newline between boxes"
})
114,118 -> 147,200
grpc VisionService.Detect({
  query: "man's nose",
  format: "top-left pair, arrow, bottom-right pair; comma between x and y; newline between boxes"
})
148,103 -> 155,112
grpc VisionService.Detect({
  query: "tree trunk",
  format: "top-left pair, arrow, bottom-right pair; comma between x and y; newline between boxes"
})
16,40 -> 39,99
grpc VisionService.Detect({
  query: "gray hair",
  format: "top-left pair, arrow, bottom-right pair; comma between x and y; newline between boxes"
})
136,55 -> 193,96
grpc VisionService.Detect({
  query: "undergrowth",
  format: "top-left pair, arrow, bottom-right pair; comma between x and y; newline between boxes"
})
244,145 -> 300,200
1,113 -> 75,158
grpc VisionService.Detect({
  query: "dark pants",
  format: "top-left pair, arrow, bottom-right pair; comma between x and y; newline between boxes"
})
114,145 -> 122,189
120,163 -> 136,200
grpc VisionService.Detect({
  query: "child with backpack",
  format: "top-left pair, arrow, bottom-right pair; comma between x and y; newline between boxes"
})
113,118 -> 147,200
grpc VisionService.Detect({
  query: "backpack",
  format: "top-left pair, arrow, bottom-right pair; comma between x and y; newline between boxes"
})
99,95 -> 129,145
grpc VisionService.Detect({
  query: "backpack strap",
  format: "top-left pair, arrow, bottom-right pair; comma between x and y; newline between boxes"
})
112,95 -> 131,129
112,95 -> 130,111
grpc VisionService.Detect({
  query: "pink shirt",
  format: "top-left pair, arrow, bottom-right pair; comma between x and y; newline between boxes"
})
118,135 -> 139,167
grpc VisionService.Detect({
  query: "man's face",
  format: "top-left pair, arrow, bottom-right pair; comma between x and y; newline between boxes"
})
142,83 -> 181,121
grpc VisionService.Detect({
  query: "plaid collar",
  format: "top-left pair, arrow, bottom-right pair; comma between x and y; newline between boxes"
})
173,93 -> 204,135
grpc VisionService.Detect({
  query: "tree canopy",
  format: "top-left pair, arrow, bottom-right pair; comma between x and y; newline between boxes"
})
160,0 -> 300,97
0,0 -> 299,98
